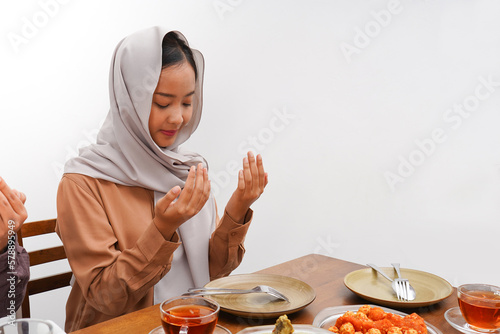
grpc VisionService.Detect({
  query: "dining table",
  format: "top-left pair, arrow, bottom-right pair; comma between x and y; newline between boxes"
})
71,254 -> 461,334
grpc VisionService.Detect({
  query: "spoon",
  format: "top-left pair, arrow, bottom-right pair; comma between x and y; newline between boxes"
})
391,262 -> 416,301
366,263 -> 402,300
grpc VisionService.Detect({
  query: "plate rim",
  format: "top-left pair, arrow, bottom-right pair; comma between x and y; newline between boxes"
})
344,267 -> 453,308
149,324 -> 232,334
204,273 -> 316,318
312,304 -> 443,334
236,324 -> 333,334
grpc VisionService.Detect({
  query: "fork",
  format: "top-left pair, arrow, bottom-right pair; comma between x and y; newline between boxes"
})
184,285 -> 290,302
367,263 -> 402,300
391,263 -> 416,301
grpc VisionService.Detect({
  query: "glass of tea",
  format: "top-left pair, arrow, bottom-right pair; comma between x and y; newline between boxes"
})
0,319 -> 54,333
160,296 -> 220,334
458,283 -> 500,331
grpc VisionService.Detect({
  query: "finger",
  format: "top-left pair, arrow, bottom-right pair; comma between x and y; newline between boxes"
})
0,177 -> 26,216
242,156 -> 253,190
237,170 -> 245,190
192,167 -> 210,211
201,168 -> 211,205
0,190 -> 9,222
177,166 -> 196,203
0,190 -> 26,231
247,151 -> 259,183
156,186 -> 181,213
256,154 -> 266,190
187,163 -> 206,209
12,189 -> 27,204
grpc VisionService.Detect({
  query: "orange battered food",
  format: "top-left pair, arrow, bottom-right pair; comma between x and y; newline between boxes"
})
328,305 -> 427,334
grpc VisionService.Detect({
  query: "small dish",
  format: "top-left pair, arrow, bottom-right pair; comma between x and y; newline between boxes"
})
149,324 -> 232,334
201,274 -> 315,318
313,304 -> 442,334
445,307 -> 500,334
344,267 -> 453,308
236,324 -> 332,334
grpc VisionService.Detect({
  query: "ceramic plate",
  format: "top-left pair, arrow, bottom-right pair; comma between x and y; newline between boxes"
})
313,304 -> 442,334
344,267 -> 453,308
445,307 -> 500,334
236,324 -> 331,334
149,324 -> 232,334
202,274 -> 315,318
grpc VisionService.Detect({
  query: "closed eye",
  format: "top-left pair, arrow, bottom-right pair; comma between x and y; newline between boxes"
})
155,102 -> 169,109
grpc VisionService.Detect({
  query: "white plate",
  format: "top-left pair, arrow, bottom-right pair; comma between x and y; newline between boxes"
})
445,307 -> 500,334
236,324 -> 332,334
312,304 -> 442,334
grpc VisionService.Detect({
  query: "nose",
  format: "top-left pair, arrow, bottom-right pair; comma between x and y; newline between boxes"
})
166,105 -> 183,126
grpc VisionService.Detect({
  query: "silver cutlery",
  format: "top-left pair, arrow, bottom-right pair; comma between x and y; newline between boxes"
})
391,262 -> 416,301
183,285 -> 290,302
367,263 -> 406,301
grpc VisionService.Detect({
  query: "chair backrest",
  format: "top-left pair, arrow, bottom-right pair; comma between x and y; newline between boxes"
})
17,218 -> 72,318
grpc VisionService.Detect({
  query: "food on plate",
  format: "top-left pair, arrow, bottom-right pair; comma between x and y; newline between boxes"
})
273,314 -> 294,334
327,305 -> 426,334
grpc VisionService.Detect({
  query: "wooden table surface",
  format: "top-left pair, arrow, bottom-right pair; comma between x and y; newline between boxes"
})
71,254 -> 461,333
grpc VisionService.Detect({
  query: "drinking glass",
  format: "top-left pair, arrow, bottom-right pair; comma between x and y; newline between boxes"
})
0,319 -> 54,333
160,296 -> 220,334
458,283 -> 500,331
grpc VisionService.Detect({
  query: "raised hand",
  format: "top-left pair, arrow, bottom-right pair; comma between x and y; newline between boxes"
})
153,163 -> 211,240
225,151 -> 268,222
0,177 -> 28,252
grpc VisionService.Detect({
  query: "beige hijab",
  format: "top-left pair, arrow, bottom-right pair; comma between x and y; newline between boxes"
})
64,26 -> 215,295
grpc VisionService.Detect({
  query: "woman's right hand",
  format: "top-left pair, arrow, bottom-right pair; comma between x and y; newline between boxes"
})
153,163 -> 211,240
0,177 -> 28,252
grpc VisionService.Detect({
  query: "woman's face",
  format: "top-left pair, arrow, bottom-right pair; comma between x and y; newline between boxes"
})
149,61 -> 196,148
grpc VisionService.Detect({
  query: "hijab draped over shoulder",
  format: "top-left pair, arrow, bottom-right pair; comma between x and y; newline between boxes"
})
64,26 -> 215,298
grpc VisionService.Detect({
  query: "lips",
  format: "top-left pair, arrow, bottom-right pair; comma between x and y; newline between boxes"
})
160,130 -> 178,136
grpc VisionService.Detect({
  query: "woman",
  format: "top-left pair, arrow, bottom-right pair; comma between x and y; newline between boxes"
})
56,27 -> 267,332
0,176 -> 29,320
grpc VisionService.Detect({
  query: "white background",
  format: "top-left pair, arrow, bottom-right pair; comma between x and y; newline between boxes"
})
1,0 -> 499,329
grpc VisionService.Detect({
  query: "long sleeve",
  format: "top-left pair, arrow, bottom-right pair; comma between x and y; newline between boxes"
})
0,239 -> 29,318
56,174 -> 180,330
209,209 -> 252,279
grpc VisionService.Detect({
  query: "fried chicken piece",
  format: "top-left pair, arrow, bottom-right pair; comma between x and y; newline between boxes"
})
367,329 -> 382,334
272,315 -> 294,334
339,322 -> 355,334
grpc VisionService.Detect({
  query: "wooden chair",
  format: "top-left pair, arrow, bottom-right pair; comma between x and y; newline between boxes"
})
17,218 -> 72,318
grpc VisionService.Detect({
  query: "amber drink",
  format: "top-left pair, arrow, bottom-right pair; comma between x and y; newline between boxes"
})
160,296 -> 219,334
458,284 -> 500,331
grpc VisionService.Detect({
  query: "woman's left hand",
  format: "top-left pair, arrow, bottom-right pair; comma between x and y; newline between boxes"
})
225,151 -> 268,222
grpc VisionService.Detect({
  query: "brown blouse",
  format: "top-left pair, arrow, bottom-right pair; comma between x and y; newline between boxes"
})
56,173 -> 252,332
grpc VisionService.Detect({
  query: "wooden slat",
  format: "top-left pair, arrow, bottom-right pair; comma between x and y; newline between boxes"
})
29,245 -> 67,266
21,218 -> 57,238
27,272 -> 73,296
18,218 -> 72,318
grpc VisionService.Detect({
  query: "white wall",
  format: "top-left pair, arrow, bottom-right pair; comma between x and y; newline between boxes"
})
1,0 -> 499,329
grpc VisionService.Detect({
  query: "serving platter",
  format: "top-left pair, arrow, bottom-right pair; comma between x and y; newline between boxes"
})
236,324 -> 331,334
313,304 -> 443,334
